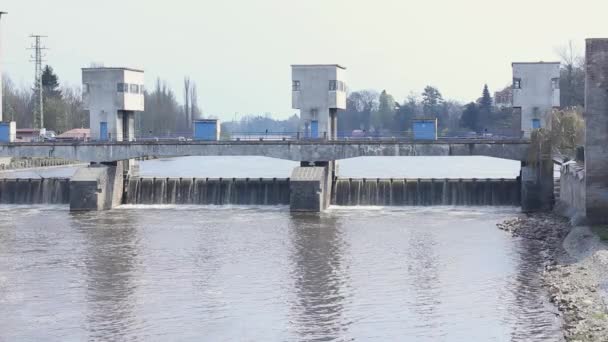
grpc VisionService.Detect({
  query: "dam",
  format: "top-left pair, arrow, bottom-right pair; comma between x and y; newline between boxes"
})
0,156 -> 523,209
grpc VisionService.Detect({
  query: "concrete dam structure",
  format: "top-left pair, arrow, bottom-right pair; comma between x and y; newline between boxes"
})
125,177 -> 290,205
1,174 -> 521,208
332,178 -> 520,206
0,178 -> 70,204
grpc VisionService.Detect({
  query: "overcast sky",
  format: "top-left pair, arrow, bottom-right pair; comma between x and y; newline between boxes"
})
1,0 -> 605,120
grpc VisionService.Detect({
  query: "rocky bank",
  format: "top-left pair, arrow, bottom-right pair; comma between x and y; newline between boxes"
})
497,214 -> 608,342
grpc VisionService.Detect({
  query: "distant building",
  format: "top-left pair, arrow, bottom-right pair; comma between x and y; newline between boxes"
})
512,62 -> 560,137
494,86 -> 513,109
82,67 -> 144,141
57,128 -> 90,141
291,64 -> 347,139
16,128 -> 45,142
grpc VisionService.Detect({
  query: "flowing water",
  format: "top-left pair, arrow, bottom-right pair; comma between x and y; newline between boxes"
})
0,206 -> 561,341
0,157 -> 563,340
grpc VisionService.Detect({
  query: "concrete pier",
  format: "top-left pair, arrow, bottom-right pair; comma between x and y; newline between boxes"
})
584,39 -> 608,224
520,160 -> 554,212
289,162 -> 334,212
69,162 -> 124,211
520,131 -> 554,212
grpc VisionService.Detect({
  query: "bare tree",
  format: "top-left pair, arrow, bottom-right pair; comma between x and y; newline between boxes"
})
183,77 -> 191,128
556,41 -> 585,107
190,82 -> 201,120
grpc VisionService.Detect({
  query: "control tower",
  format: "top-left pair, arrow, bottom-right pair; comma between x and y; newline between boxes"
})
291,64 -> 347,139
82,67 -> 144,141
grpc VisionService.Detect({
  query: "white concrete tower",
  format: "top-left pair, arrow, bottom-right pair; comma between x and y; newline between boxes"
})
512,62 -> 560,137
291,64 -> 347,139
0,12 -> 6,122
82,67 -> 144,141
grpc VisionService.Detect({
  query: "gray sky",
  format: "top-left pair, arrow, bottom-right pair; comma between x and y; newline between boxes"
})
1,0 -> 605,120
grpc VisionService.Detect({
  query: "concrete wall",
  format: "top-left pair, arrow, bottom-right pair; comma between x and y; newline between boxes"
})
82,68 -> 144,141
556,162 -> 586,223
584,39 -> 608,224
0,140 -> 531,163
512,62 -> 560,137
292,65 -> 347,138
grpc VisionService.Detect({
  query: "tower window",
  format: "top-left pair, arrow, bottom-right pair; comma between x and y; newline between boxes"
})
551,78 -> 560,90
513,78 -> 522,89
329,80 -> 337,91
292,80 -> 301,91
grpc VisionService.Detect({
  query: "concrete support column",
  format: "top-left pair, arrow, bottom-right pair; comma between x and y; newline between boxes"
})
329,108 -> 338,140
584,39 -> 608,224
69,161 -> 125,211
520,159 -> 554,212
290,161 -> 335,212
520,130 -> 554,212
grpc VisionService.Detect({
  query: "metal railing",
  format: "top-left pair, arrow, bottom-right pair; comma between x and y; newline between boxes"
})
11,129 -> 527,144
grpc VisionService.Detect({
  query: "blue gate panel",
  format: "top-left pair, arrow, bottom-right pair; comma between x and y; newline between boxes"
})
311,121 -> 319,138
413,119 -> 437,140
194,120 -> 219,141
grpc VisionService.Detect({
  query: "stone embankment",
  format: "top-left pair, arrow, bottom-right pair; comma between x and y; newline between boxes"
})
498,214 -> 608,342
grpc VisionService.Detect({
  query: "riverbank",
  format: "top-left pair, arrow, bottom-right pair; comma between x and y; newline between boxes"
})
498,214 -> 608,341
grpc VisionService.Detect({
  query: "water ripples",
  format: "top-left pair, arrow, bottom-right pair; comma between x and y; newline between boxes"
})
0,207 -> 562,341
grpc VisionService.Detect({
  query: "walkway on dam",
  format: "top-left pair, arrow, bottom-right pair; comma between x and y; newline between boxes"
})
0,139 -> 531,163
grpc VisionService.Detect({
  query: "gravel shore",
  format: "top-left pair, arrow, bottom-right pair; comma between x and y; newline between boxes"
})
497,213 -> 608,341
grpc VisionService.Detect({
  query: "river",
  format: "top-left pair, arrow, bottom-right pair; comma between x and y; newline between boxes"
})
0,157 -> 563,341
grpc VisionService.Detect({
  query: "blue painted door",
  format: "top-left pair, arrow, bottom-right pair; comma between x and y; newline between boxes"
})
100,122 -> 108,141
311,120 -> 319,138
532,119 -> 541,129
0,123 -> 10,143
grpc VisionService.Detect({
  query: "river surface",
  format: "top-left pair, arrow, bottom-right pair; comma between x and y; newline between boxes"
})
0,157 -> 563,341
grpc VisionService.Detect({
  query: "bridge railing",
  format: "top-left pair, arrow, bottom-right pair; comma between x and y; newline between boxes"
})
15,130 -> 525,144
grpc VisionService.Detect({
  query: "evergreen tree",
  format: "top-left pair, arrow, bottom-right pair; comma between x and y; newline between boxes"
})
421,86 -> 443,117
477,84 -> 493,130
460,102 -> 480,131
374,90 -> 396,130
41,65 -> 61,98
479,84 -> 492,114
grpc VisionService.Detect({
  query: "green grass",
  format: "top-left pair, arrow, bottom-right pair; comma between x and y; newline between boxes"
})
591,225 -> 608,242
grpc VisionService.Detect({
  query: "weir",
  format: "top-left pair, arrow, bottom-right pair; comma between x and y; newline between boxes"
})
332,178 -> 520,206
125,177 -> 290,205
0,178 -> 70,204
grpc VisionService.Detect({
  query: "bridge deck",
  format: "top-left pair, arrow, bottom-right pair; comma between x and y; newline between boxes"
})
0,139 -> 531,163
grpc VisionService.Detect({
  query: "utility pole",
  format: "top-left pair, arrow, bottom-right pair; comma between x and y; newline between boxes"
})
28,34 -> 47,129
0,12 -> 6,122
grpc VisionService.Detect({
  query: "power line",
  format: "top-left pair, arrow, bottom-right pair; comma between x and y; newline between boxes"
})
28,34 -> 47,129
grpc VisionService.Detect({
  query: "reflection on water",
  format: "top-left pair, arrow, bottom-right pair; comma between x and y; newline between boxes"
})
288,214 -> 350,341
74,213 -> 141,341
0,206 -> 562,341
